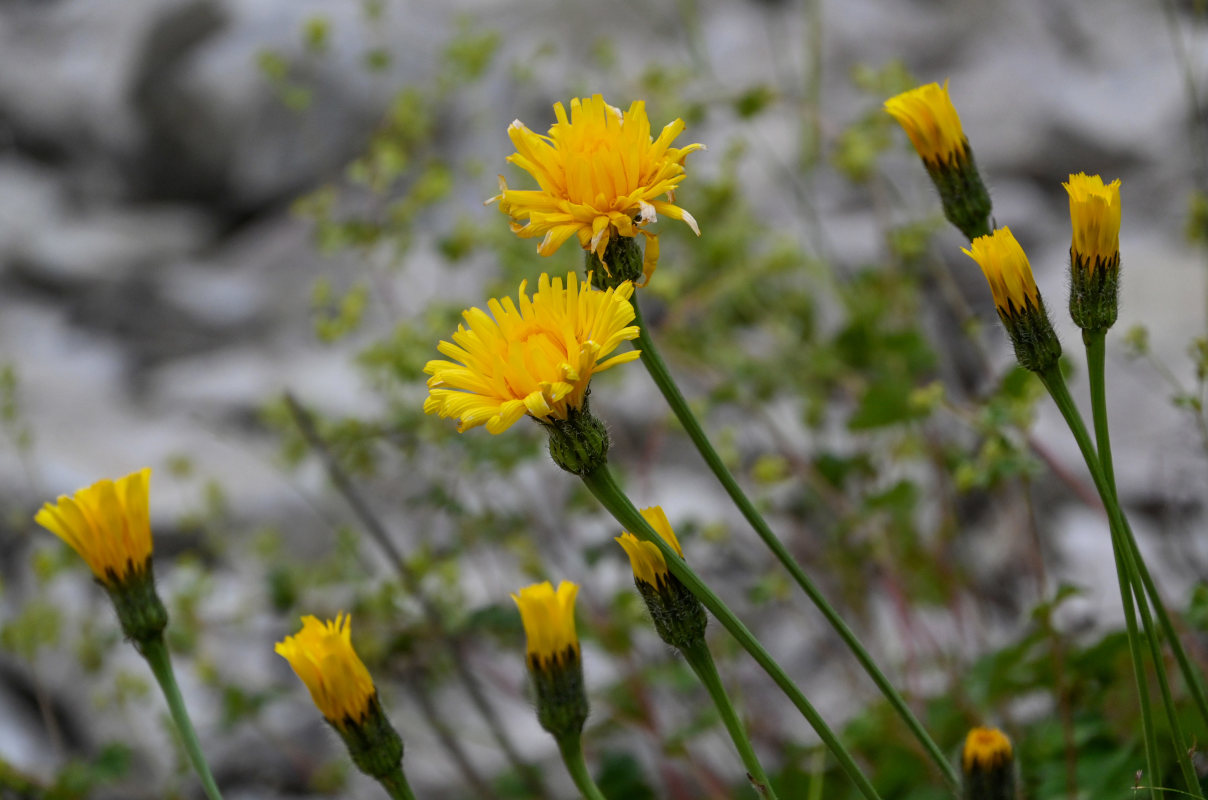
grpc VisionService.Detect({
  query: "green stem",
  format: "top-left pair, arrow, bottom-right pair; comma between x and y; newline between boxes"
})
379,769 -> 419,800
1083,338 -> 1208,732
557,735 -> 609,800
582,464 -> 882,800
1042,363 -> 1203,798
139,636 -> 224,800
682,640 -> 778,799
631,298 -> 959,792
1084,334 -> 1206,796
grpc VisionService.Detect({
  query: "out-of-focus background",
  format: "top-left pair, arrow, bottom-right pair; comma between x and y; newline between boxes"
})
1,0 -> 1207,797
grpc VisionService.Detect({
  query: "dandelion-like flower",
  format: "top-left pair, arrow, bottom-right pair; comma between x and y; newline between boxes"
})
616,506 -> 684,589
964,228 -> 1061,372
35,468 -> 153,588
275,614 -> 377,727
513,581 -> 580,670
884,81 -> 966,167
885,81 -> 992,240
423,272 -> 640,435
1064,173 -> 1122,270
490,95 -> 703,284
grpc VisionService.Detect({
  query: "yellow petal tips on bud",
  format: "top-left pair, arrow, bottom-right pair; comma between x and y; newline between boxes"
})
1064,173 -> 1122,332
275,613 -> 377,728
512,580 -> 580,670
962,227 -> 1040,317
884,81 -> 966,167
1064,172 -> 1122,271
885,81 -> 992,240
616,506 -> 684,588
615,507 -> 707,651
512,581 -> 589,741
35,468 -> 154,588
963,228 -> 1062,373
961,727 -> 1015,800
962,727 -> 1013,773
489,95 -> 703,285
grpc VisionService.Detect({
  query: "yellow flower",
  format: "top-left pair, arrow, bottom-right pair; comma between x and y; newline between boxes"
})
512,581 -> 580,669
34,468 -> 154,586
275,614 -> 377,727
884,81 -> 967,166
962,227 -> 1041,316
962,726 -> 1013,773
490,94 -> 703,283
424,272 -> 641,434
1064,172 -> 1121,269
615,506 -> 685,587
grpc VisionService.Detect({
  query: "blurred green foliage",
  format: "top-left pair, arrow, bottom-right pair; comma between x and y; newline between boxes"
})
5,8 -> 1208,800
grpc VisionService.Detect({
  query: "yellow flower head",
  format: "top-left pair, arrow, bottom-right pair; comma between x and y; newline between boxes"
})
962,227 -> 1041,316
962,726 -> 1013,774
512,580 -> 580,670
489,95 -> 703,284
884,81 -> 967,166
275,613 -> 377,727
615,506 -> 685,588
34,468 -> 154,586
1063,172 -> 1122,270
423,272 -> 641,434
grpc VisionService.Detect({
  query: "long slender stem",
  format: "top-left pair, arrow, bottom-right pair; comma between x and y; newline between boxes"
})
1042,363 -> 1204,798
631,299 -> 959,792
682,640 -> 778,798
1084,334 -> 1206,796
1083,337 -> 1208,731
379,769 -> 420,800
139,636 -> 224,800
582,464 -> 883,800
557,735 -> 609,800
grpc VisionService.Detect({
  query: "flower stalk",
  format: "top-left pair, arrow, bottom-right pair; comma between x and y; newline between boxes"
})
34,470 -> 225,800
628,296 -> 959,791
681,640 -> 777,799
557,734 -> 609,800
379,771 -> 420,800
616,508 -> 775,797
1039,365 -> 1204,799
581,464 -> 882,800
140,636 -> 225,800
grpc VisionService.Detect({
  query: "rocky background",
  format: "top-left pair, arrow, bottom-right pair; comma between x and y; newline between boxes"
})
1,0 -> 1207,798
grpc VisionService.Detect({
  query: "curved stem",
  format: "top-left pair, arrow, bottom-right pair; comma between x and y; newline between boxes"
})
631,298 -> 959,792
582,464 -> 883,800
682,640 -> 778,798
557,735 -> 609,800
1043,362 -> 1203,798
139,636 -> 224,800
